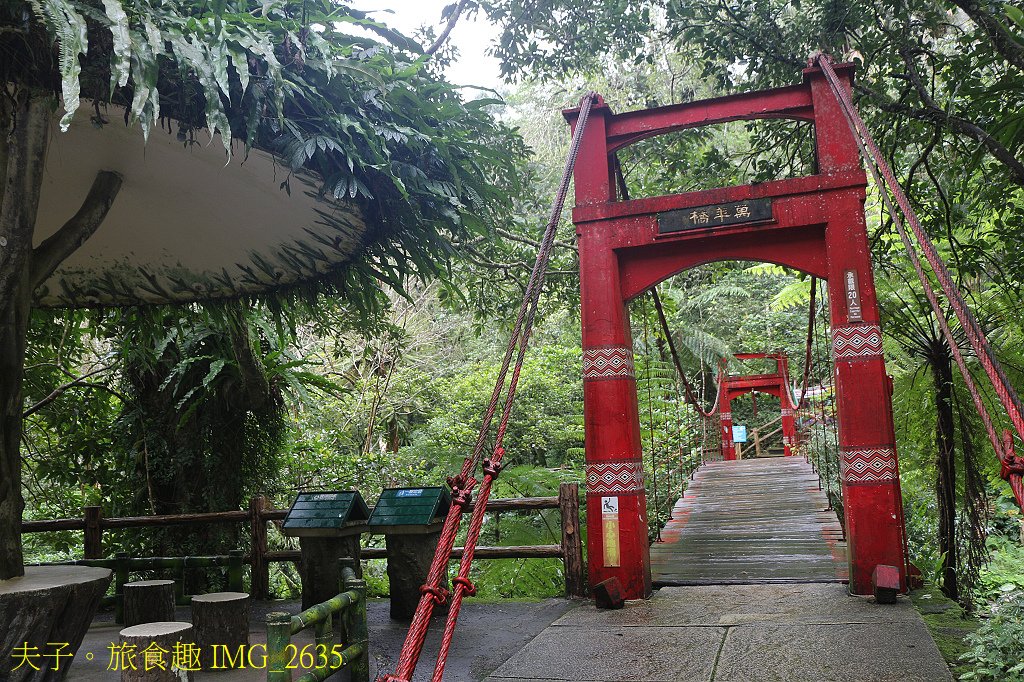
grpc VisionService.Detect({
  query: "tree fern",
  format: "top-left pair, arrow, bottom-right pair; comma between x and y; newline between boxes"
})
770,277 -> 813,311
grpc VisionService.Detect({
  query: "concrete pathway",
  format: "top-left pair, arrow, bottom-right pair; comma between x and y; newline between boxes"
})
653,458 -> 847,585
485,584 -> 952,682
67,598 -> 573,681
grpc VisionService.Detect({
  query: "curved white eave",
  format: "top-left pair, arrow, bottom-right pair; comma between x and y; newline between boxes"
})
33,102 -> 368,307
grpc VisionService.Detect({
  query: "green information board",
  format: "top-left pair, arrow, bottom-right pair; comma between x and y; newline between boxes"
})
282,491 -> 370,536
367,487 -> 451,531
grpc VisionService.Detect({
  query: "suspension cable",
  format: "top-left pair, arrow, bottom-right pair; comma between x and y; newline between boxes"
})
812,279 -> 831,499
814,54 -> 1024,505
798,278 -> 817,407
641,296 -> 662,540
651,290 -> 719,417
382,91 -> 598,682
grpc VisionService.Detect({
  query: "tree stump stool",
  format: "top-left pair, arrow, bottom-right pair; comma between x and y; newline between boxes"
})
118,622 -> 194,681
123,580 -> 175,626
191,592 -> 249,669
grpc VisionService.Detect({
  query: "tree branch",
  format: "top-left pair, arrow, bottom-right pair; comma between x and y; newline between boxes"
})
30,170 -> 123,290
426,0 -> 470,57
494,227 -> 577,251
856,83 -> 1024,186
22,367 -> 123,418
947,0 -> 1024,72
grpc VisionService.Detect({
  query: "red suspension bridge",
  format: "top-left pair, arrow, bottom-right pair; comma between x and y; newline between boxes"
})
378,53 -> 1024,682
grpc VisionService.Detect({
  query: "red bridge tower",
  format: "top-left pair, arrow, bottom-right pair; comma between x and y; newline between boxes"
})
565,62 -> 908,599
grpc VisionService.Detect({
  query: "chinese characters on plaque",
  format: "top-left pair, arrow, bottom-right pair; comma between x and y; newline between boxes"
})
844,269 -> 863,322
658,198 -> 773,235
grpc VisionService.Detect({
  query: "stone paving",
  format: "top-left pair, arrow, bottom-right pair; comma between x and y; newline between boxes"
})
485,584 -> 953,682
486,458 -> 949,682
67,598 -> 573,681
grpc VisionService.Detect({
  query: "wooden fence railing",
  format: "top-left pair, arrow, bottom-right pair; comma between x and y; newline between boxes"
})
23,482 -> 586,600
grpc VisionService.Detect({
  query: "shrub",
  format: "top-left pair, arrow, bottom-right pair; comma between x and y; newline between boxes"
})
959,590 -> 1024,681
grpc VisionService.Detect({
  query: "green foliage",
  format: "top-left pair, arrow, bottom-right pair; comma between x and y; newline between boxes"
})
633,312 -> 694,536
959,591 -> 1024,681
976,536 -> 1024,604
473,466 -> 571,599
397,342 -> 584,475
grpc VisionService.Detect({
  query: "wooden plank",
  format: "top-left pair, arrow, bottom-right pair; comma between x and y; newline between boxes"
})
652,457 -> 848,586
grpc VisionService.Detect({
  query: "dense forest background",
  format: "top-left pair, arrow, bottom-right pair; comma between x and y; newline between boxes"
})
14,0 -> 1024,678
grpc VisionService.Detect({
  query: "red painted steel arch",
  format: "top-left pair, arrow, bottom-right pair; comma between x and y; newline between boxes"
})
716,354 -> 799,461
565,61 -> 908,599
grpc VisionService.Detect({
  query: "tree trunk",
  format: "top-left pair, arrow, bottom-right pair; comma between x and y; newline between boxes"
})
931,342 -> 958,601
190,592 -> 249,669
0,93 -> 52,580
123,579 -> 176,626
118,622 -> 195,682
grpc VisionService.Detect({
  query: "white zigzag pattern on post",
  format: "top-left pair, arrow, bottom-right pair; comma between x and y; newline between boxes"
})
720,412 -> 732,421
582,346 -> 635,380
841,447 -> 898,483
781,408 -> 794,416
832,324 -> 883,360
585,461 -> 645,494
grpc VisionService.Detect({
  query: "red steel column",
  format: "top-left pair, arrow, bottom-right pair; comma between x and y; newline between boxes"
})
824,195 -> 907,594
810,64 -> 908,594
779,358 -> 797,456
780,399 -> 797,457
573,98 -> 652,600
720,387 -> 736,461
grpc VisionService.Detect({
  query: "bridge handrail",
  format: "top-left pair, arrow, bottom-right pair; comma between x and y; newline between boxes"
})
266,561 -> 369,682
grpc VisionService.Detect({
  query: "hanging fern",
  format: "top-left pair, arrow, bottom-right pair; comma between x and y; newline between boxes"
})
3,0 -> 528,316
25,0 -> 88,129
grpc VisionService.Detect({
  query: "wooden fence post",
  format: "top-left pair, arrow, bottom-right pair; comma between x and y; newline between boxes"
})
84,506 -> 102,559
559,483 -> 586,599
250,496 -> 270,599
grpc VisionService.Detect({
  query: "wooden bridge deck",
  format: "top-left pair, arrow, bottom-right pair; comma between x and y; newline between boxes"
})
652,457 -> 848,586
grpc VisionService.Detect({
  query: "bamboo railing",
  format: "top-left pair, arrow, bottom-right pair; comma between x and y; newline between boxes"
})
266,560 -> 369,682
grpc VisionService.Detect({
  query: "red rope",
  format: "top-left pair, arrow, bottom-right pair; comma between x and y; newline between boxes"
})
814,54 -> 1024,508
382,92 -> 598,682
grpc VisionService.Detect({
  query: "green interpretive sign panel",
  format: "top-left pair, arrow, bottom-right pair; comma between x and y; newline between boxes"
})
367,487 -> 451,530
282,491 -> 370,536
